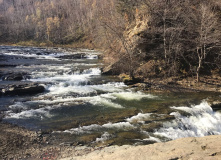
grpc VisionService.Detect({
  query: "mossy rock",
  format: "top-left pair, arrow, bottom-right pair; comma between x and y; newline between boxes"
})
119,74 -> 131,83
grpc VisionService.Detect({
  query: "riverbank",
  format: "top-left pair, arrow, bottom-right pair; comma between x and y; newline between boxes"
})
61,135 -> 221,160
1,122 -> 221,159
0,122 -> 37,159
1,40 -> 96,51
144,75 -> 221,93
0,122 -> 68,159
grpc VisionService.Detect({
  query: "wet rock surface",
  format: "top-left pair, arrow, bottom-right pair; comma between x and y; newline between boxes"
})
0,82 -> 45,96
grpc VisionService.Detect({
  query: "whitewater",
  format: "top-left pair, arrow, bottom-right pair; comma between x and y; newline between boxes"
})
1,46 -> 221,146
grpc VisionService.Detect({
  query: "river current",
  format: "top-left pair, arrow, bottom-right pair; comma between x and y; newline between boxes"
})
0,46 -> 221,146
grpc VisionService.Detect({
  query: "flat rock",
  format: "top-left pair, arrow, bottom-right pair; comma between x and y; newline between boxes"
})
2,72 -> 30,81
0,83 -> 45,96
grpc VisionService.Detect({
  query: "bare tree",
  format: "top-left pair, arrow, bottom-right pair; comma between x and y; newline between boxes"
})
194,4 -> 220,82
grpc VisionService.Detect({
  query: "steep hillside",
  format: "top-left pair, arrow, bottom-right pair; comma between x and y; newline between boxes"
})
103,0 -> 221,83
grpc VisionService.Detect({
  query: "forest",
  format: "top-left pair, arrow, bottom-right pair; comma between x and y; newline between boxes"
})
0,0 -> 221,82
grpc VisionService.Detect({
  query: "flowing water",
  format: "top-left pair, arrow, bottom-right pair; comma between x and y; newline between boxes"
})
0,46 -> 221,146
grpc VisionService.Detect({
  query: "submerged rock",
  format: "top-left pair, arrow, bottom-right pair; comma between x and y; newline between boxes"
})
0,83 -> 45,96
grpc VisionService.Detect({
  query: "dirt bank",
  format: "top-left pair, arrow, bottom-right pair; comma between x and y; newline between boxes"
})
126,75 -> 221,93
149,75 -> 221,93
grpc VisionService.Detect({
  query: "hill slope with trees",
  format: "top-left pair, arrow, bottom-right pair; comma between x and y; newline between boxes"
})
0,0 -> 221,83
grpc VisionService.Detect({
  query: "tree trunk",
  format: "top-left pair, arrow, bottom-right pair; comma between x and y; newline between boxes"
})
196,68 -> 200,82
196,58 -> 202,82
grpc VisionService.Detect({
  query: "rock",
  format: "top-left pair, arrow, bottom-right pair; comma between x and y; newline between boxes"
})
102,62 -> 122,75
2,72 -> 30,81
58,53 -> 86,59
0,83 -> 45,96
130,82 -> 152,91
124,78 -> 143,85
62,135 -> 221,160
141,122 -> 162,132
211,102 -> 221,111
101,65 -> 115,75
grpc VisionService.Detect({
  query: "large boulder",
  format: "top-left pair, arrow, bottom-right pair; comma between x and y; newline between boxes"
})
102,59 -> 126,76
102,65 -> 115,75
0,83 -> 45,96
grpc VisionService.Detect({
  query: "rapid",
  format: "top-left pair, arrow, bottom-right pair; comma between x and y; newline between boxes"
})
0,46 -> 221,146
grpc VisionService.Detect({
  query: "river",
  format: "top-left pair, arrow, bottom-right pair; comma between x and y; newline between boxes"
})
0,46 -> 221,146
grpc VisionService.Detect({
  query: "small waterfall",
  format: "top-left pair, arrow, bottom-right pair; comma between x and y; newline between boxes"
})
154,101 -> 221,140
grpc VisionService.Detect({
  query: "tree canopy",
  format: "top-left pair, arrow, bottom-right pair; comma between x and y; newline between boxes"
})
0,0 -> 220,81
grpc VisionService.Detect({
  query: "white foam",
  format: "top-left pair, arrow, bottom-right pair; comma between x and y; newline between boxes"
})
64,124 -> 102,134
126,113 -> 152,123
41,82 -> 125,97
90,83 -> 126,93
30,94 -> 124,109
3,52 -> 64,60
113,92 -> 157,101
5,106 -> 53,119
82,68 -> 101,75
31,74 -> 87,83
102,122 -> 134,129
85,54 -> 98,59
89,96 -> 124,108
96,132 -> 113,142
63,122 -> 135,135
154,101 -> 221,140
48,85 -> 95,95
31,96 -> 90,104
30,89 -> 157,109
142,136 -> 161,143
30,68 -> 101,83
16,64 -> 78,70
8,102 -> 29,111
170,101 -> 213,115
